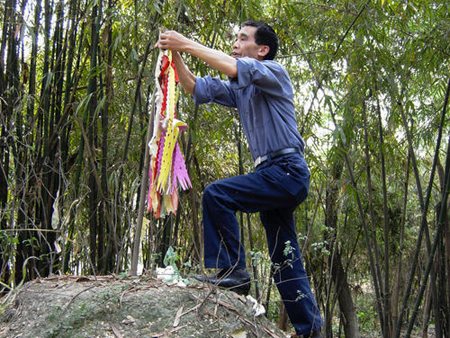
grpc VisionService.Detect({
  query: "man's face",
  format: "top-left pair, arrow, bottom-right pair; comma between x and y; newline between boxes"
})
232,26 -> 265,60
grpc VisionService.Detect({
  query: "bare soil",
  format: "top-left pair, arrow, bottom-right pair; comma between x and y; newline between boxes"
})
0,274 -> 287,338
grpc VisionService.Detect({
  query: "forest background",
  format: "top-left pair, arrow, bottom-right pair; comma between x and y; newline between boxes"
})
1,0 -> 449,337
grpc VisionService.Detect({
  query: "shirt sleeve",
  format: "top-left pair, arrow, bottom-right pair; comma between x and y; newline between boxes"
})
230,57 -> 291,97
193,75 -> 237,108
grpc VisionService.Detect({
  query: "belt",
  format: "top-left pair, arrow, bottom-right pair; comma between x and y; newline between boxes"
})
254,147 -> 300,167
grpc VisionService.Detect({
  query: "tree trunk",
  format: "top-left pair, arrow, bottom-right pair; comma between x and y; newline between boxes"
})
437,157 -> 450,337
445,204 -> 450,338
62,0 -> 85,273
445,210 -> 450,337
0,0 -> 16,285
278,302 -> 289,332
99,0 -> 113,274
332,250 -> 361,338
362,94 -> 386,333
376,91 -> 391,338
184,106 -> 201,265
421,281 -> 432,338
87,1 -> 101,273
325,180 -> 361,337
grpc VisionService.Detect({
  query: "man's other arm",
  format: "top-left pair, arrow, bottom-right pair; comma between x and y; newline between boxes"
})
171,52 -> 196,94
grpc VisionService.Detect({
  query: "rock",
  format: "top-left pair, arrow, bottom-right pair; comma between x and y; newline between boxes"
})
0,274 -> 287,338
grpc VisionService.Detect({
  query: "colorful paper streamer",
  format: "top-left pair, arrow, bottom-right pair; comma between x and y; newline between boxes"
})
147,49 -> 192,218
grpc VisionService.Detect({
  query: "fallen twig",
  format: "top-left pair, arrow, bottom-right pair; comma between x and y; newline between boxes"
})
151,324 -> 187,337
110,323 -> 123,338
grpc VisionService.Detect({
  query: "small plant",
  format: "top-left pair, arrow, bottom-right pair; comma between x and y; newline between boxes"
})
357,305 -> 378,333
311,240 -> 330,256
157,246 -> 189,285
295,290 -> 307,302
163,246 -> 180,270
283,240 -> 295,258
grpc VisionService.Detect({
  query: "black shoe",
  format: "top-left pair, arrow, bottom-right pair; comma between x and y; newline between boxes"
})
303,331 -> 323,338
292,331 -> 323,338
194,268 -> 250,295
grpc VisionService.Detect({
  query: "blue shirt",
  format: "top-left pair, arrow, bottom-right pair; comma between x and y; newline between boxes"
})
193,57 -> 305,160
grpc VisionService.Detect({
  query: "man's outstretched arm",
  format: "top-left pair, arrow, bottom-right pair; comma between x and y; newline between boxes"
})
155,30 -> 238,82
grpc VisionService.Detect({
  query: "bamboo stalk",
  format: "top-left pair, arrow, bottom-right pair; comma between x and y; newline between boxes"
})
395,77 -> 450,338
130,90 -> 156,276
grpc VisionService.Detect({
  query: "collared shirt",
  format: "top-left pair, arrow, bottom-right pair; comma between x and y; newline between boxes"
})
193,57 -> 305,160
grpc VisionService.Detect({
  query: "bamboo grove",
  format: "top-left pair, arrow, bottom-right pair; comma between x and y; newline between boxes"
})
1,0 -> 449,336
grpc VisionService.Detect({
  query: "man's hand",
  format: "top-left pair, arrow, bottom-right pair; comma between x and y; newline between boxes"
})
155,31 -> 190,52
154,31 -> 196,94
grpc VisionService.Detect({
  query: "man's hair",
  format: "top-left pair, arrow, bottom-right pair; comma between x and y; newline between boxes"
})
243,20 -> 279,60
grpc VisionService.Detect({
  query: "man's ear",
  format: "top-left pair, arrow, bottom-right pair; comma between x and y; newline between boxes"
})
258,45 -> 270,59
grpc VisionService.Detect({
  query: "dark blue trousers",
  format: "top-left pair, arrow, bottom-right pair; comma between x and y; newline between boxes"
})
202,152 -> 323,335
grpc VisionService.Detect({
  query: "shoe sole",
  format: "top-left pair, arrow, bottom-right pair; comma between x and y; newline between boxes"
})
226,285 -> 249,296
198,280 -> 250,296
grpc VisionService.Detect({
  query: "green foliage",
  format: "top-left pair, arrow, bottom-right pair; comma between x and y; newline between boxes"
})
357,300 -> 379,334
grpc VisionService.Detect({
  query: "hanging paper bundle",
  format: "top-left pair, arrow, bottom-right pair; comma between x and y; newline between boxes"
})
147,49 -> 192,218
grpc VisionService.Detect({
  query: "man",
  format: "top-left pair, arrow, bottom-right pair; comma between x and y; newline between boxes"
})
155,20 -> 323,338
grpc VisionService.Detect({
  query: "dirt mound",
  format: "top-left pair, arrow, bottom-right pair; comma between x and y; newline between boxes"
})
0,274 -> 287,338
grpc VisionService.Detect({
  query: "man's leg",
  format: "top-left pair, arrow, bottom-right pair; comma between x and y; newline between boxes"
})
202,154 -> 310,268
201,154 -> 322,334
202,153 -> 310,269
202,177 -> 247,269
260,209 -> 323,336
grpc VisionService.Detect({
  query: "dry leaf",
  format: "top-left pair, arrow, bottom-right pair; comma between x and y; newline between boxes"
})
173,305 -> 184,327
230,328 -> 247,338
